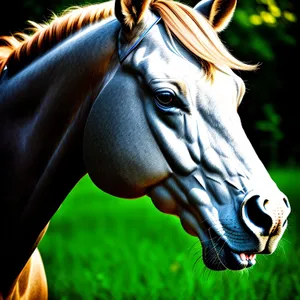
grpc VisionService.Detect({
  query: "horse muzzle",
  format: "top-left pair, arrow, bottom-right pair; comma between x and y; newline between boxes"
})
148,173 -> 291,271
201,190 -> 291,271
241,191 -> 291,253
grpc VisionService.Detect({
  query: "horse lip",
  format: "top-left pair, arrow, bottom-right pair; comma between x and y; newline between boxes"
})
202,241 -> 257,271
200,227 -> 257,271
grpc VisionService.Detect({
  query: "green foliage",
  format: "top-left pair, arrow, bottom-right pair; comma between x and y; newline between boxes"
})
255,103 -> 283,167
39,173 -> 300,299
255,103 -> 283,140
221,0 -> 297,61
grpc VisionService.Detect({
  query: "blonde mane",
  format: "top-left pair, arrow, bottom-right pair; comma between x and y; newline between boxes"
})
0,1 -> 115,73
0,0 -> 256,78
151,0 -> 256,79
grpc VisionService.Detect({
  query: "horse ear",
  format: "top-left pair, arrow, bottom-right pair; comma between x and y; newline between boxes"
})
194,0 -> 237,32
115,0 -> 152,29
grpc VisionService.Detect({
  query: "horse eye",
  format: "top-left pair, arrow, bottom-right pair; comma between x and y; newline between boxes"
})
155,91 -> 175,107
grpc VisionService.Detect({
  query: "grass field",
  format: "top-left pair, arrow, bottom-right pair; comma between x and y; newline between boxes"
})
39,169 -> 300,300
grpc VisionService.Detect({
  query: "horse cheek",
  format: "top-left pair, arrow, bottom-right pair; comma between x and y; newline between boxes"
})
83,73 -> 170,198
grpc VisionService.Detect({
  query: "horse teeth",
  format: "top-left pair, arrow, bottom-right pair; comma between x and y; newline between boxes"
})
239,253 -> 247,261
239,253 -> 256,261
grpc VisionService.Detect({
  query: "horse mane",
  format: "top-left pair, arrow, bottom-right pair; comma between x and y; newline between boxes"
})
0,0 -> 256,78
151,0 -> 257,80
0,1 -> 115,74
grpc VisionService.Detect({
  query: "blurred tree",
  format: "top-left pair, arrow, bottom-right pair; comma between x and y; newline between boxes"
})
255,103 -> 283,167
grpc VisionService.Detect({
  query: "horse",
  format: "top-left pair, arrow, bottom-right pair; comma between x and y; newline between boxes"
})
0,0 -> 291,298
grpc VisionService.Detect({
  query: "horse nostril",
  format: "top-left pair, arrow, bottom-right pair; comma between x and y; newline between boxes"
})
283,197 -> 290,209
281,196 -> 290,228
282,218 -> 287,227
243,196 -> 273,236
263,199 -> 269,208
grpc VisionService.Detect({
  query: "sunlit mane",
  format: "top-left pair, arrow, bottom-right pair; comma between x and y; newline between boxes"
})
150,0 -> 257,80
0,1 -> 115,73
0,0 -> 256,78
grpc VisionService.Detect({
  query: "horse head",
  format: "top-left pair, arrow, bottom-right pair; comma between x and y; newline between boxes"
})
83,0 -> 291,271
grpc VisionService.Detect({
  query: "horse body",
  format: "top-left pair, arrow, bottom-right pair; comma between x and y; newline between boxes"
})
0,17 -> 119,297
0,0 -> 291,298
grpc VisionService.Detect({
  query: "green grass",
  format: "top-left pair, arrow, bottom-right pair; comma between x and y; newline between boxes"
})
39,169 -> 300,300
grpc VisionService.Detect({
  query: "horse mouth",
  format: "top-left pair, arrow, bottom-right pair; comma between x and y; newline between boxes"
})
201,230 -> 257,271
203,243 -> 257,271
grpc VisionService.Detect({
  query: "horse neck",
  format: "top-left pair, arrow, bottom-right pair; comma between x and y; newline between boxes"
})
0,18 -> 120,293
